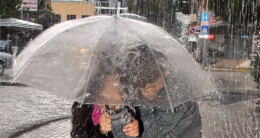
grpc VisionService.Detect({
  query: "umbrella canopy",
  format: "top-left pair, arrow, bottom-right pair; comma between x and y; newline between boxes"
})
117,13 -> 147,22
12,15 -> 216,109
0,18 -> 43,30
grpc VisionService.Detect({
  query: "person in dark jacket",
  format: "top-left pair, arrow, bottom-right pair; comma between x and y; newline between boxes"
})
119,45 -> 202,138
70,52 -> 142,138
10,32 -> 21,61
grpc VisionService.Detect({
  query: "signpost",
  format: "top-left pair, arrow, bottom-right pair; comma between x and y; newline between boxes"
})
200,13 -> 209,36
189,27 -> 196,35
22,0 -> 38,12
200,13 -> 209,67
188,27 -> 196,42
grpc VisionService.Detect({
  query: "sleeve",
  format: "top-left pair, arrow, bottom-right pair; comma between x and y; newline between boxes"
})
133,107 -> 144,137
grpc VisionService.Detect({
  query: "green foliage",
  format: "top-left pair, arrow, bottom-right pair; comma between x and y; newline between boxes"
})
0,0 -> 22,18
28,0 -> 55,30
0,0 -> 55,32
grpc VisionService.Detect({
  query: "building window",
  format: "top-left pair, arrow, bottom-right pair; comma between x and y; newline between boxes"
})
101,9 -> 110,14
67,15 -> 76,20
82,15 -> 90,18
53,14 -> 61,23
101,3 -> 109,7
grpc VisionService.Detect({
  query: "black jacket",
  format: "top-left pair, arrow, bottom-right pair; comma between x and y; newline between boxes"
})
139,101 -> 202,138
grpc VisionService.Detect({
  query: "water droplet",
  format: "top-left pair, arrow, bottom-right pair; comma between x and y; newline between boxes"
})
85,93 -> 91,97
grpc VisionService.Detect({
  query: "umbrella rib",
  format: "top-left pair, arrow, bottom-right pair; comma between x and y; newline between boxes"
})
81,55 -> 96,104
149,47 -> 174,111
81,18 -> 114,105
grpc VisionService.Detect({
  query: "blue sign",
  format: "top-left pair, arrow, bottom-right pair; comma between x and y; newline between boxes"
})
241,35 -> 249,39
201,13 -> 209,21
189,27 -> 196,34
200,26 -> 209,34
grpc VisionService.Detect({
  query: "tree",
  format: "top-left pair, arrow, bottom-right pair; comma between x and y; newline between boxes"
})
28,0 -> 55,30
0,0 -> 22,18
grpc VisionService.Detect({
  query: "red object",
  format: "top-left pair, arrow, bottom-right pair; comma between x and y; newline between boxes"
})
206,34 -> 215,40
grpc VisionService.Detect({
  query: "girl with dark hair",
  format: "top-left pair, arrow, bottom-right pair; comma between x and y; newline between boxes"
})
70,52 -> 142,138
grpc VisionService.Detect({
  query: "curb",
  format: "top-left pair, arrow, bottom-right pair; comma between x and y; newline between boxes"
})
8,115 -> 71,138
205,67 -> 252,72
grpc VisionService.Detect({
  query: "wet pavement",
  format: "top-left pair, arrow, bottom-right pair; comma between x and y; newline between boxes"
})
200,101 -> 258,138
0,86 -> 72,138
1,68 -> 260,137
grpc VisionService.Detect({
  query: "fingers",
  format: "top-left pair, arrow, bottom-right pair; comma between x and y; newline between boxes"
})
123,118 -> 139,137
99,112 -> 112,134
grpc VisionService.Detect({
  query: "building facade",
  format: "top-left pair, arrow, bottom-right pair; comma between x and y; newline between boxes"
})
94,0 -> 127,15
51,1 -> 95,22
51,0 -> 128,22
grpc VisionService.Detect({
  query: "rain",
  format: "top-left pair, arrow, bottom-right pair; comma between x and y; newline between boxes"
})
0,0 -> 260,137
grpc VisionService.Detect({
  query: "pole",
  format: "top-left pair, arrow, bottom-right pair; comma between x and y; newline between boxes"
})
202,39 -> 206,67
20,5 -> 24,20
0,15 -> 1,40
202,0 -> 209,68
190,0 -> 194,55
109,0 -> 111,15
116,1 -> 121,17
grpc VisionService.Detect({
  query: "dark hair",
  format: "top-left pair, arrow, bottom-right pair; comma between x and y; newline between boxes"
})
70,102 -> 94,137
119,44 -> 167,87
71,52 -> 117,137
83,52 -> 115,101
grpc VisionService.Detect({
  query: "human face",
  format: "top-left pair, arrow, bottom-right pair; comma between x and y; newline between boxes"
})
97,74 -> 123,104
138,77 -> 164,100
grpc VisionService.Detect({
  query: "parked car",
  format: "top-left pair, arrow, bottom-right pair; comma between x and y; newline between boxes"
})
0,52 -> 13,75
0,40 -> 12,54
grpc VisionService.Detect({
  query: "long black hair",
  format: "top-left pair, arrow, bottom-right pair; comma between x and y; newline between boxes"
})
71,52 -> 115,138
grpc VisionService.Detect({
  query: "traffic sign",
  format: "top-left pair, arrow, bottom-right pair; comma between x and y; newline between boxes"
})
201,13 -> 209,21
189,27 -> 196,35
200,13 -> 209,38
188,35 -> 196,41
200,26 -> 209,34
241,35 -> 249,39
199,34 -> 209,38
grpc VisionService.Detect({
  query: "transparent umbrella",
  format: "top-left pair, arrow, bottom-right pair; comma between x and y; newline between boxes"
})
12,15 -> 217,110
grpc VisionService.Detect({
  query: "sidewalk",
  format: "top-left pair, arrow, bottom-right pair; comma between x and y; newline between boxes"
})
12,101 -> 259,138
0,86 -> 72,138
1,68 -> 260,137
